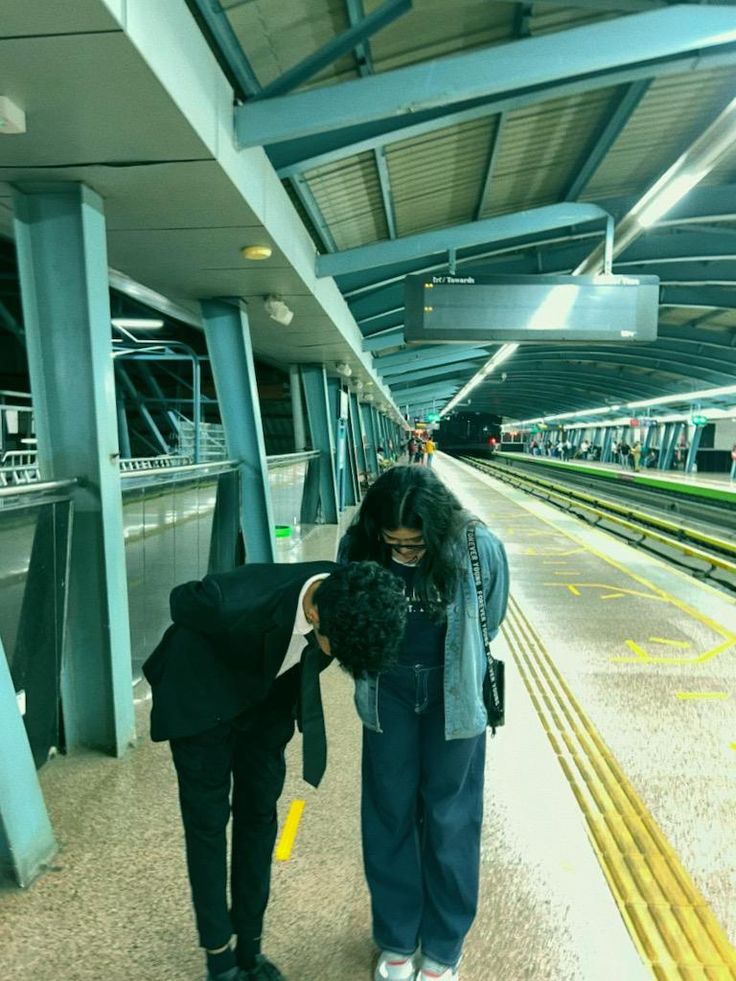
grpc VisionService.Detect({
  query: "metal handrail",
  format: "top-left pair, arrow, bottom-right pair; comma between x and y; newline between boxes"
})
266,451 -> 320,468
0,478 -> 77,499
119,458 -> 239,480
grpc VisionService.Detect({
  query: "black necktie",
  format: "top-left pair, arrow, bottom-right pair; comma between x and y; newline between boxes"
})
300,637 -> 327,788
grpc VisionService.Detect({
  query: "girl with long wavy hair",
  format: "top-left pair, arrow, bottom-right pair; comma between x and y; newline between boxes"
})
339,465 -> 509,981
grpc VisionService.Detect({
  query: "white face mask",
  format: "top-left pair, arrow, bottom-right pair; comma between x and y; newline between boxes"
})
391,553 -> 422,567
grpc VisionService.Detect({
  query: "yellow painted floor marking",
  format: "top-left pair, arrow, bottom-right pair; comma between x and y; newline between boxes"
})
731,743 -> 736,751
649,637 -> 692,649
509,507 -> 736,665
275,800 -> 305,862
567,584 -> 581,596
675,692 -> 730,700
615,639 -> 648,662
537,579 -> 734,665
600,592 -> 625,600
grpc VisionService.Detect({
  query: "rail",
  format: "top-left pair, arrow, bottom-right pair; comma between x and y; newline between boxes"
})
0,478 -> 77,500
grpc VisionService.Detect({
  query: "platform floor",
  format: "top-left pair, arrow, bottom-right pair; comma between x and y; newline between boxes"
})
501,451 -> 736,493
1,455 -> 734,980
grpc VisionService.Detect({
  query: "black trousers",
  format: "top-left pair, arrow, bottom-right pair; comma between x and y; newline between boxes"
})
170,692 -> 295,957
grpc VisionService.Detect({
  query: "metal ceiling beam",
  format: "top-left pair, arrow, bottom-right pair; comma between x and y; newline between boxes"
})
344,2 -> 398,241
363,327 -> 404,351
377,345 -> 491,371
289,174 -> 338,253
188,0 -> 262,97
390,381 -> 460,399
659,285 -> 736,311
497,0 -> 670,11
254,0 -> 411,100
374,146 -> 398,239
338,185 -> 736,298
317,203 -> 608,278
564,80 -> 651,201
474,113 -> 507,221
507,348 -> 734,381
238,6 -> 736,148
384,361 -> 487,386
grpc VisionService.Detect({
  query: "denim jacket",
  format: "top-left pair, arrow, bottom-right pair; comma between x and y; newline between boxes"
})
341,523 -> 509,740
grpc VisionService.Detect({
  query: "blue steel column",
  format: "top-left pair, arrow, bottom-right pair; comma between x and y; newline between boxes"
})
12,183 -> 134,755
200,299 -> 276,562
301,366 -> 339,523
601,427 -> 614,463
0,635 -> 57,886
367,405 -> 381,474
685,425 -> 702,473
327,377 -> 348,511
348,391 -> 366,499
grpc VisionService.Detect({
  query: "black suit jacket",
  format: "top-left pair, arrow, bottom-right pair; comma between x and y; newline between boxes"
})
142,561 -> 337,742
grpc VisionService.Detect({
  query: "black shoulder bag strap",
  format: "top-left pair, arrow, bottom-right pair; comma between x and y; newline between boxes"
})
466,522 -> 503,730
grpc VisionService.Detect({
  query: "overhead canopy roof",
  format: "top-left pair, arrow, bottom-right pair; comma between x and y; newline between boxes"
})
2,0 -> 736,425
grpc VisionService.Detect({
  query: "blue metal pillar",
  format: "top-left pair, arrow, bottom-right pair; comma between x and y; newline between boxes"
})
290,365 -> 307,451
643,422 -> 654,452
328,377 -> 349,511
348,391 -> 366,499
685,425 -> 701,473
0,634 -> 57,886
301,366 -> 339,523
200,300 -> 275,562
12,182 -> 134,755
365,404 -> 380,475
601,427 -> 614,464
658,424 -> 672,470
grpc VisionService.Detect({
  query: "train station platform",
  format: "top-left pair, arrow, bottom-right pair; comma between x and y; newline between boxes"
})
1,455 -> 734,980
494,451 -> 736,498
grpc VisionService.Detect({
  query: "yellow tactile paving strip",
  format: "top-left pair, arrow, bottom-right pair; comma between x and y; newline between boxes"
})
504,594 -> 736,980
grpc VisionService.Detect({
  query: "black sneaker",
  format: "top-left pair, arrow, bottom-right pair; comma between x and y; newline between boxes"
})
240,954 -> 286,980
207,968 -> 241,981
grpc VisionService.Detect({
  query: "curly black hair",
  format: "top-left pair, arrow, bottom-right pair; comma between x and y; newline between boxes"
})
340,465 -> 475,620
312,561 -> 408,678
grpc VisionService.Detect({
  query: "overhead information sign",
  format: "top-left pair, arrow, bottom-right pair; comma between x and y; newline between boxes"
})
404,272 -> 659,344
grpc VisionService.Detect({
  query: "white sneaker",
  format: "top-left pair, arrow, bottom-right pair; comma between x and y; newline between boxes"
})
416,956 -> 460,981
374,950 -> 417,980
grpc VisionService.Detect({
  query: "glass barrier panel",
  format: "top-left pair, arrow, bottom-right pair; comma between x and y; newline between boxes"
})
123,476 -> 218,680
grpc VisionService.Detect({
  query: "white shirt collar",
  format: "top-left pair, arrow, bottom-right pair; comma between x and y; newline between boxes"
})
293,573 -> 330,635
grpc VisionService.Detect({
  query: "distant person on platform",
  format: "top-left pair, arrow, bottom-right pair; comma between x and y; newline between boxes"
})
424,437 -> 436,468
631,441 -> 642,471
143,561 -> 408,981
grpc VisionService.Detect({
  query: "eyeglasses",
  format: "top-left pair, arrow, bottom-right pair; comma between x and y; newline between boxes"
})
381,538 -> 426,553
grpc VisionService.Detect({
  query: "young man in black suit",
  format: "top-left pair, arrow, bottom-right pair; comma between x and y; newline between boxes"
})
143,559 -> 407,981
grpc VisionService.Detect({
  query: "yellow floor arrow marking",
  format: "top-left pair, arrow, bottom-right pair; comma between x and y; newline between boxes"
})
649,637 -> 691,648
567,585 -> 581,595
516,509 -> 736,664
275,800 -> 305,861
600,592 -> 625,600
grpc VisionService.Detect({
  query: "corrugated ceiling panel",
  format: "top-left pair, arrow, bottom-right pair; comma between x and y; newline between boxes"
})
583,66 -> 736,201
365,0 -> 515,72
387,117 -> 494,236
482,87 -> 620,217
528,4 -> 617,36
306,153 -> 388,249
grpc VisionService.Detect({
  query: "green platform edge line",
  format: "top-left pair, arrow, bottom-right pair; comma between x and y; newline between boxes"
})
490,452 -> 736,505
